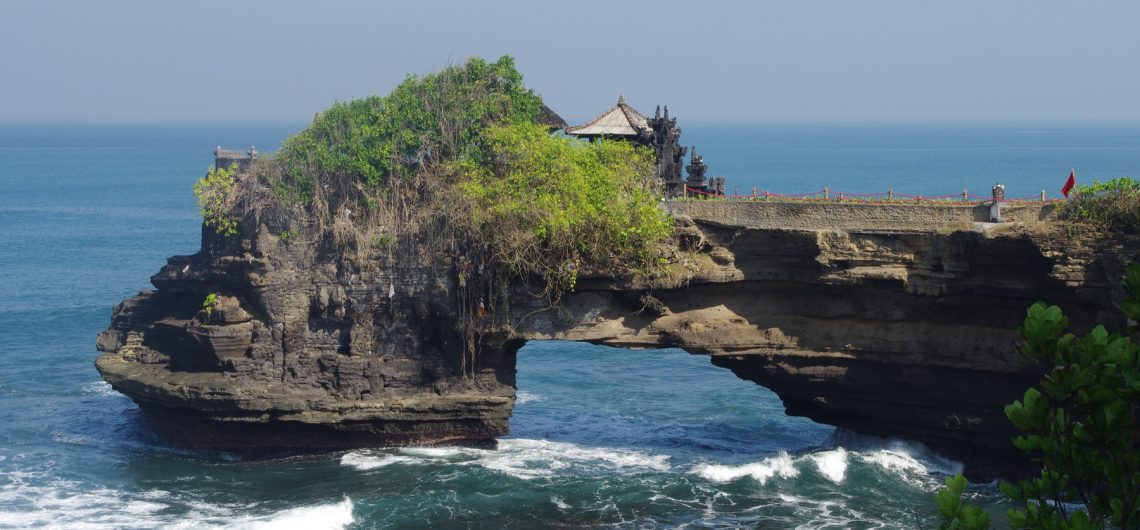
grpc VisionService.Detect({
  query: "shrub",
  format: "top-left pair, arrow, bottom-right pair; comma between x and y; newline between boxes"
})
202,293 -> 219,318
255,55 -> 672,297
1000,264 -> 1140,529
934,263 -> 1140,529
193,164 -> 239,236
273,55 -> 544,204
1062,177 -> 1140,231
451,122 -> 670,292
934,474 -> 991,530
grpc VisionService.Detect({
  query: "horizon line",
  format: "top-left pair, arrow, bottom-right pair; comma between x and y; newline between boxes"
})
5,118 -> 1140,127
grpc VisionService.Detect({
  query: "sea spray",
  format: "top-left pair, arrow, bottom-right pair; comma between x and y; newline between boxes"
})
342,438 -> 672,480
692,452 -> 800,484
810,448 -> 849,483
219,498 -> 355,530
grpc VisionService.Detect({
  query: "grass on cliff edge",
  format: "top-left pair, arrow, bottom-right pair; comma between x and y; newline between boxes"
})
196,55 -> 671,295
1062,177 -> 1140,232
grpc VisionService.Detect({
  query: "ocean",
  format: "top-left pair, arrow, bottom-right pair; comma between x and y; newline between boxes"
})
2,122 -> 1139,529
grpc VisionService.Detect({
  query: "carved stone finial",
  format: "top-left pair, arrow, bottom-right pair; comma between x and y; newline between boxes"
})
618,93 -> 626,106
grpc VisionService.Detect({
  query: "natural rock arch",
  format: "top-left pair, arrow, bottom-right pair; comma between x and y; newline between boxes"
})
98,202 -> 1134,476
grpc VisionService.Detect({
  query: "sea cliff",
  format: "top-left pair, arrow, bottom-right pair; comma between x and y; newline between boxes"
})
97,199 -> 1137,476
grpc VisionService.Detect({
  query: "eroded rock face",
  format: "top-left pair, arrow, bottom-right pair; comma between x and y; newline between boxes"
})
97,222 -> 516,452
96,203 -> 1137,476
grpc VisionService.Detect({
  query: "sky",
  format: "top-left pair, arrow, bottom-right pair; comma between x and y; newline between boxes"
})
2,1 -> 1139,124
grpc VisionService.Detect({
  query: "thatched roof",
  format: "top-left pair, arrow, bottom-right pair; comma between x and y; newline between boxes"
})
537,103 -> 568,130
565,94 -> 648,138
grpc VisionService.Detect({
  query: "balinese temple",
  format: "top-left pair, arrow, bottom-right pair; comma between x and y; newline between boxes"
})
565,95 -> 725,199
536,103 -> 568,131
564,94 -> 649,140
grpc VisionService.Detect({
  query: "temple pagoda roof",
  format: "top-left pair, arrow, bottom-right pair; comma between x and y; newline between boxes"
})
565,94 -> 648,138
536,103 -> 568,130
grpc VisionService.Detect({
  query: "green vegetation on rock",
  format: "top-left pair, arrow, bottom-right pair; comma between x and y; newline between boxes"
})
198,56 -> 673,367
193,164 -> 239,236
201,293 -> 218,318
451,122 -> 669,293
272,55 -> 544,204
1063,177 -> 1140,231
241,55 -> 670,287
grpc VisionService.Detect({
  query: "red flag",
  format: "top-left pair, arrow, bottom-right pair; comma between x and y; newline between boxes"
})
1061,169 -> 1076,198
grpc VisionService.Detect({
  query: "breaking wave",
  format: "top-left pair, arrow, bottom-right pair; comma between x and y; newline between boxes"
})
341,438 -> 671,480
692,451 -> 799,484
515,390 -> 543,404
79,380 -> 118,397
0,473 -> 355,530
810,447 -> 848,483
690,436 -> 962,490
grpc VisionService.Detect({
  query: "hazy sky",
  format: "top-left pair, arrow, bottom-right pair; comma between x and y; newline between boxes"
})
3,1 -> 1139,124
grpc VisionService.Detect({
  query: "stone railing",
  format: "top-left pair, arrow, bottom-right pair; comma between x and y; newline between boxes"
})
665,200 -> 1058,232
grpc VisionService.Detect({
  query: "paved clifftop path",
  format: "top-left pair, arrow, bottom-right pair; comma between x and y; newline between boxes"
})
97,201 -> 1137,477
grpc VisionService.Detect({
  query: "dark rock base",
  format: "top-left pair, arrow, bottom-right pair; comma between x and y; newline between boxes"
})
137,403 -> 507,455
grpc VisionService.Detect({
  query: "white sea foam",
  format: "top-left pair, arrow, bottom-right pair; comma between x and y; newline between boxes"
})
398,446 -> 475,459
862,449 -> 927,474
810,448 -> 848,483
774,493 -> 891,530
79,380 -> 118,397
0,473 -> 354,530
50,431 -> 97,447
214,498 -> 354,530
0,481 -> 169,529
692,451 -> 799,484
550,495 -> 570,510
339,452 -> 420,470
826,429 -> 964,478
515,390 -> 542,404
341,438 -> 670,480
692,441 -> 960,492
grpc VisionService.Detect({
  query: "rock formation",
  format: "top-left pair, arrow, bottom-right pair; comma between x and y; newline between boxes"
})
97,201 -> 1137,476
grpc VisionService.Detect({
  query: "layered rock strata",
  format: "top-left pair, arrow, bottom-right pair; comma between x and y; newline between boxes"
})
97,202 -> 1136,475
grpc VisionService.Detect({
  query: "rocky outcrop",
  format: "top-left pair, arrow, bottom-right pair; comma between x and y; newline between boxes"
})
97,202 -> 1137,476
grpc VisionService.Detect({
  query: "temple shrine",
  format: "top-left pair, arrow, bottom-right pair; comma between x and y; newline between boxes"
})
565,95 -> 725,199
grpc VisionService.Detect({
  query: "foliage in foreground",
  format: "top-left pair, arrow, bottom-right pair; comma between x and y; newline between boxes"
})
935,474 -> 991,530
936,264 -> 1140,529
1062,177 -> 1140,232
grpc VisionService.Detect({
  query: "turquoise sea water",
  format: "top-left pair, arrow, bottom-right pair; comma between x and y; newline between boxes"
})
2,123 -> 1139,528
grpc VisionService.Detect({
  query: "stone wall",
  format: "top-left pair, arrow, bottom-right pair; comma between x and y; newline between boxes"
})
666,200 -> 1058,231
